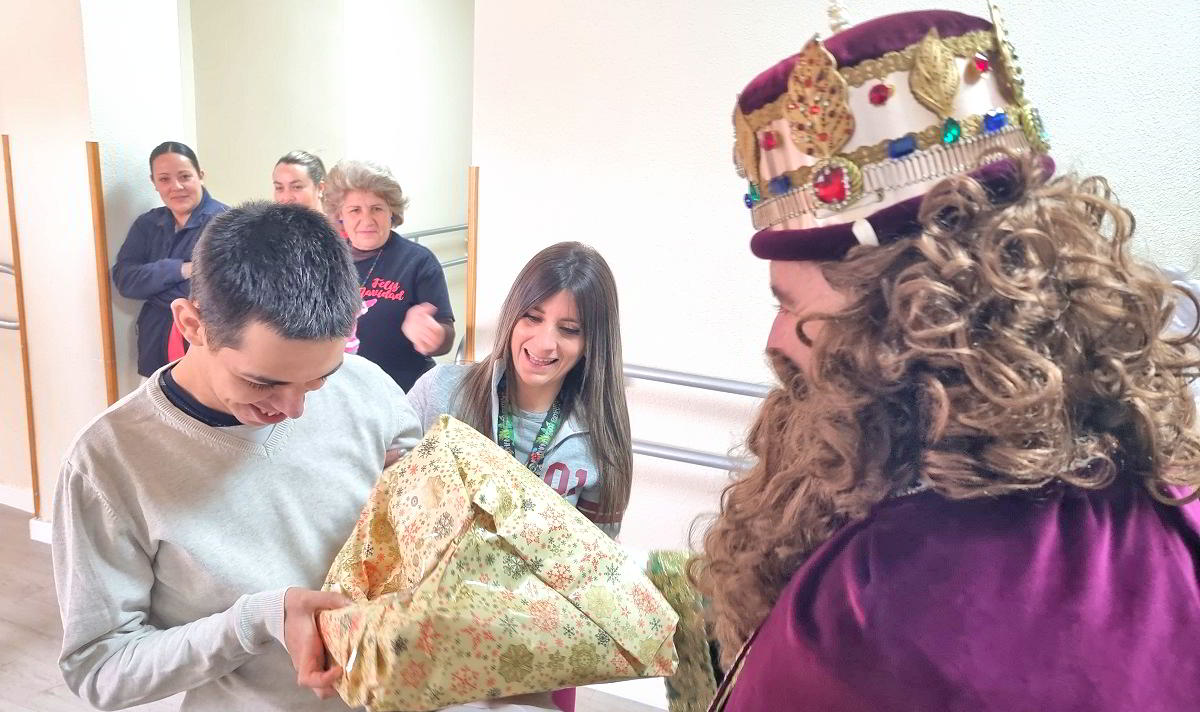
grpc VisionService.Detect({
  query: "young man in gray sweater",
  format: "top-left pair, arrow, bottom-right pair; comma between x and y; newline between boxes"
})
52,202 -> 422,711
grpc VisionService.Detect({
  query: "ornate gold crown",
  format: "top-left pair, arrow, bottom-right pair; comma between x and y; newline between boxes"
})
735,4 -> 1048,239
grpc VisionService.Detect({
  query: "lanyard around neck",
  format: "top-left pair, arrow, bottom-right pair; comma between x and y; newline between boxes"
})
496,377 -> 563,475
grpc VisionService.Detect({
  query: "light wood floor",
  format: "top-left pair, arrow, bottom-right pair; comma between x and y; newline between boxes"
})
0,505 -> 180,711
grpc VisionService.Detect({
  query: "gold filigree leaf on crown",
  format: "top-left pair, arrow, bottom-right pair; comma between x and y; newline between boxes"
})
988,1 -> 1026,105
783,36 -> 855,158
909,27 -> 959,118
988,2 -> 1048,151
733,105 -> 760,186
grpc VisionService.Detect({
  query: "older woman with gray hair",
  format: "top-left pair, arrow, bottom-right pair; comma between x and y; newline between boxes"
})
323,160 -> 455,391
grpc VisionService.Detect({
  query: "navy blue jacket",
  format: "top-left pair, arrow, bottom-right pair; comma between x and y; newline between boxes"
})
112,190 -> 227,376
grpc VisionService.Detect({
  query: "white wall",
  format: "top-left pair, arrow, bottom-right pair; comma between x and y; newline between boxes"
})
189,0 -> 475,227
471,0 -> 1200,552
343,0 -> 475,341
5,0 -> 1194,538
0,0 -> 106,518
191,0 -> 347,206
978,0 -> 1199,267
80,0 -> 196,398
344,0 -> 474,232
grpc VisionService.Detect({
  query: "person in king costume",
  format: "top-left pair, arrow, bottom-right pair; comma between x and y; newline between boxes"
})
692,6 -> 1200,711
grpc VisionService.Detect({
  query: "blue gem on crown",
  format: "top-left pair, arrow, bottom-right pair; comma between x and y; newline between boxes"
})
983,109 -> 1008,133
887,134 -> 917,159
768,175 -> 793,196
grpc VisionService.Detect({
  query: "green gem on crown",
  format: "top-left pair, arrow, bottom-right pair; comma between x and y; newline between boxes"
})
942,117 -> 962,144
748,182 -> 761,202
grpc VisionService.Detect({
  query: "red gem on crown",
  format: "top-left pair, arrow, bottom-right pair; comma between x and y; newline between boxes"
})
868,83 -> 892,105
812,166 -> 848,204
966,52 -> 991,82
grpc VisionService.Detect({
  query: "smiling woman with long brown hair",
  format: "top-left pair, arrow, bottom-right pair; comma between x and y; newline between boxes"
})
407,241 -> 633,538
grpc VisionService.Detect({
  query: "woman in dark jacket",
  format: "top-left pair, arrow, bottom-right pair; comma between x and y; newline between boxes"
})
113,141 -> 227,377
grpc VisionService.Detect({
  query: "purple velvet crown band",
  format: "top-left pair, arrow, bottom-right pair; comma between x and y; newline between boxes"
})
750,155 -> 1056,261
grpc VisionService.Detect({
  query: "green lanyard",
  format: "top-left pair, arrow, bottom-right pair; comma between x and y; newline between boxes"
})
496,377 -> 563,476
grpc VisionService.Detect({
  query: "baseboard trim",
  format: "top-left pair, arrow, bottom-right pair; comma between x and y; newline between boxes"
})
29,516 -> 51,544
0,484 -> 34,513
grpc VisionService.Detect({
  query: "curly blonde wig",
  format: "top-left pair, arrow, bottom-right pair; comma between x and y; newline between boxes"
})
321,159 -> 410,227
692,152 -> 1200,665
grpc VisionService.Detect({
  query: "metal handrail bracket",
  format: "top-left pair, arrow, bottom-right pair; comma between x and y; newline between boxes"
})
0,262 -> 17,330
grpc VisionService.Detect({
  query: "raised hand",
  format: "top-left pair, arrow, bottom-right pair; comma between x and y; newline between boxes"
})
402,302 -> 445,355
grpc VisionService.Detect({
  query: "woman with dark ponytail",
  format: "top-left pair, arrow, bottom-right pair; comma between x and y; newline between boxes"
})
272,150 -> 326,212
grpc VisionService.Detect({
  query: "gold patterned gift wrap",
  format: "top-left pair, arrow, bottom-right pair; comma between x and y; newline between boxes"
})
318,415 -> 679,711
645,552 -> 718,712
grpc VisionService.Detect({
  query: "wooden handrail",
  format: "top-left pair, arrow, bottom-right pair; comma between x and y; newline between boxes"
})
465,166 -> 479,362
3,135 -> 40,518
87,142 -> 119,405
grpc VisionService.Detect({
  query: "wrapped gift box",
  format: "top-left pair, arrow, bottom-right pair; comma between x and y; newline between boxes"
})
319,416 -> 679,711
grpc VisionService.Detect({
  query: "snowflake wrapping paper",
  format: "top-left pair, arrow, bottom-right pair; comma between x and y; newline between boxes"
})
645,552 -> 718,712
318,415 -> 679,711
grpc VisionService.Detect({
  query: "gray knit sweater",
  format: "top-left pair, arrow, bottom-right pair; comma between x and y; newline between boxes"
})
52,354 -> 421,711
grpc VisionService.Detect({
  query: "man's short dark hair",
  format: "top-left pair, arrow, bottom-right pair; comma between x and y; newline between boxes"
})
191,201 -> 359,348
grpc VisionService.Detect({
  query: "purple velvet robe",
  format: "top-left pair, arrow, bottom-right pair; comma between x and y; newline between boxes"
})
712,481 -> 1200,711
